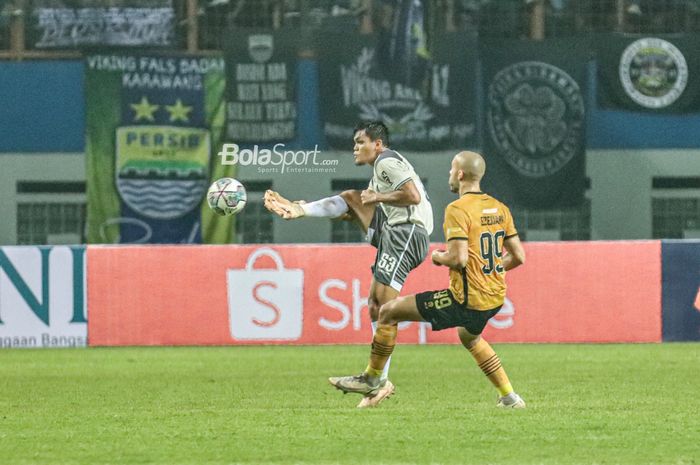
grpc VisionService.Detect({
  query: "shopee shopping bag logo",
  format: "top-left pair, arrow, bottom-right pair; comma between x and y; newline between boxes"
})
227,248 -> 303,340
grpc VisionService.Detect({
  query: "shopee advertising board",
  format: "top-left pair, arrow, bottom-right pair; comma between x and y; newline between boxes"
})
87,241 -> 661,346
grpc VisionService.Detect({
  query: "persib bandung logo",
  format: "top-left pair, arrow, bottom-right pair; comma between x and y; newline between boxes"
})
488,61 -> 584,178
115,122 -> 211,220
248,34 -> 273,64
619,37 -> 688,109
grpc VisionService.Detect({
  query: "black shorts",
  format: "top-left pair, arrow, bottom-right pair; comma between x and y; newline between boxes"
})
415,289 -> 502,335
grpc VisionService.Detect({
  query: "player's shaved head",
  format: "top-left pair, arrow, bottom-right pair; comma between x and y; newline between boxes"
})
454,151 -> 486,181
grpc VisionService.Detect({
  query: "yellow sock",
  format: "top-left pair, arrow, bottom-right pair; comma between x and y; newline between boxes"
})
467,338 -> 514,396
366,324 -> 397,377
365,364 -> 383,378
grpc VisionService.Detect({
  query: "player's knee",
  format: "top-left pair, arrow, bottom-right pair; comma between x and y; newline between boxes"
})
368,299 -> 380,321
377,301 -> 397,325
339,190 -> 361,209
458,327 -> 480,349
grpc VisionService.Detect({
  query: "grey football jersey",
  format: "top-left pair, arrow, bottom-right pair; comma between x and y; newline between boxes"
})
369,150 -> 434,234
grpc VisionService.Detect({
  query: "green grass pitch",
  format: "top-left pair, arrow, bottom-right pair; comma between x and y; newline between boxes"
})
1,344 -> 698,465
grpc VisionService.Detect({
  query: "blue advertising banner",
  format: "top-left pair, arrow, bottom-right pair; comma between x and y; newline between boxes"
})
662,240 -> 700,341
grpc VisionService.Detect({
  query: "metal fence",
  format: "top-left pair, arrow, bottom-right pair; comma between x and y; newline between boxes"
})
3,0 -> 700,58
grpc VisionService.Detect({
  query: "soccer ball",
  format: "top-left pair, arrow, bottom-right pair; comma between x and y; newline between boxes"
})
206,178 -> 247,216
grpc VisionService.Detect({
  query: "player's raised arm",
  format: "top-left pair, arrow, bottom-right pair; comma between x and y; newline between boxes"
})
360,180 -> 421,206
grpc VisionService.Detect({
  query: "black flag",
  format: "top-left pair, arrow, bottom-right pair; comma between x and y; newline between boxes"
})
597,34 -> 700,113
223,29 -> 298,143
481,38 -> 589,208
318,32 -> 477,151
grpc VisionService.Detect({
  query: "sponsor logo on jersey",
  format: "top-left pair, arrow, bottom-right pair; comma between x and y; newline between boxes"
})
381,170 -> 392,184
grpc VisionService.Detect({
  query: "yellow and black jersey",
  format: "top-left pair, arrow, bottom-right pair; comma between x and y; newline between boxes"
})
443,192 -> 517,310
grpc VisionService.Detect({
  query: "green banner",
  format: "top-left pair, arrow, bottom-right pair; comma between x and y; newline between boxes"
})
85,54 -> 234,244
597,34 -> 700,113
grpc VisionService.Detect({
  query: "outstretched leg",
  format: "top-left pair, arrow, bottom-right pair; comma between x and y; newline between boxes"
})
263,190 -> 307,219
263,189 -> 375,228
338,190 -> 375,233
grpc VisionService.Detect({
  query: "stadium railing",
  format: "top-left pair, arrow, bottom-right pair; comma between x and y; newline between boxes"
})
2,0 -> 700,60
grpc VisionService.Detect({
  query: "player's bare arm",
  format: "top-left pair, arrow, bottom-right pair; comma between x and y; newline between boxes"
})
502,235 -> 526,270
360,180 -> 421,206
431,238 -> 468,269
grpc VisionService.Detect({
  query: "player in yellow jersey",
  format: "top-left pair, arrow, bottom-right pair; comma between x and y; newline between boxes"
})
329,150 -> 527,408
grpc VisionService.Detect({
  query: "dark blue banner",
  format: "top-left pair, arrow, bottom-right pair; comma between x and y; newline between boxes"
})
662,240 -> 700,341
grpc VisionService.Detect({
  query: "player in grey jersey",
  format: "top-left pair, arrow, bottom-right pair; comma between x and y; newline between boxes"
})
264,121 -> 433,408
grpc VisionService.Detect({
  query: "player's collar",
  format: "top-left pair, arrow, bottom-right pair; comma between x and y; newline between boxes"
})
461,191 -> 484,196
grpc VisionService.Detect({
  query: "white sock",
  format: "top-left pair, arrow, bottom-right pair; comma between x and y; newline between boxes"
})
300,195 -> 349,218
371,321 -> 392,381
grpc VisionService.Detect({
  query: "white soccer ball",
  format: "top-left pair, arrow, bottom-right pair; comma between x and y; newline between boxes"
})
206,178 -> 247,216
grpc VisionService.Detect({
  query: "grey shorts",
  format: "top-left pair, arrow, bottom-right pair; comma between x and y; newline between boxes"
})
366,206 -> 385,249
371,222 -> 430,291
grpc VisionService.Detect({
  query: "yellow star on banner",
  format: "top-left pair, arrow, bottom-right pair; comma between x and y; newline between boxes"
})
130,97 -> 159,122
165,99 -> 193,123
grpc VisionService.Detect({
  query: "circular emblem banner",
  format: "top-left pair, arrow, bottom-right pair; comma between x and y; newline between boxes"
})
619,37 -> 688,109
488,61 -> 585,178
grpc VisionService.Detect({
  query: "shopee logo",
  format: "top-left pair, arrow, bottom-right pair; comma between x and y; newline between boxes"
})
227,248 -> 303,340
251,281 -> 281,328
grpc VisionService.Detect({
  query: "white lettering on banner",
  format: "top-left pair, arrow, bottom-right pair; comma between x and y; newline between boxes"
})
318,278 -> 369,331
318,279 -> 349,330
317,277 -> 414,333
227,248 -> 303,340
226,47 -> 296,142
34,7 -> 174,48
0,246 -> 87,348
488,298 -> 515,329
352,280 -> 366,331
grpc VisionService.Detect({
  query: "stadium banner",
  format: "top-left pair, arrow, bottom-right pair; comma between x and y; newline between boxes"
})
30,0 -> 175,48
223,29 -> 298,143
85,53 -> 233,244
87,241 -> 661,346
317,32 -> 477,151
481,38 -> 588,208
596,34 -> 700,113
661,240 -> 700,341
0,246 -> 87,349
